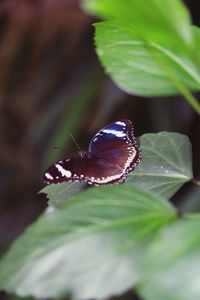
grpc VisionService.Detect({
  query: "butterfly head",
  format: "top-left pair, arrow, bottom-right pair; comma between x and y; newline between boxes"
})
78,151 -> 87,158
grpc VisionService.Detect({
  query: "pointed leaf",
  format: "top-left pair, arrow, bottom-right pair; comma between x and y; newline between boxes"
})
82,0 -> 193,49
127,132 -> 193,198
94,21 -> 200,96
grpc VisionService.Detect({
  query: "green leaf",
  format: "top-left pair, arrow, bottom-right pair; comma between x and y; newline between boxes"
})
39,182 -> 86,208
94,21 -> 200,96
138,215 -> 200,300
0,185 -> 176,299
82,0 -> 193,49
127,132 -> 193,198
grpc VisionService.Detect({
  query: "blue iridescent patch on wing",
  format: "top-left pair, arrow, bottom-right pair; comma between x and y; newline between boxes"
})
88,121 -> 128,150
101,122 -> 127,138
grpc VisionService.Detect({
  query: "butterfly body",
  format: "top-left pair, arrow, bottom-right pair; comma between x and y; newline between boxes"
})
44,119 -> 141,186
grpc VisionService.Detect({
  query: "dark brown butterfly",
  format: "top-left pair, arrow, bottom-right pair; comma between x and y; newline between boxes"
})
44,119 -> 141,186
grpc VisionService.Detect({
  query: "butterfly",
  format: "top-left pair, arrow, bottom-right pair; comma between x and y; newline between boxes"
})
43,119 -> 141,186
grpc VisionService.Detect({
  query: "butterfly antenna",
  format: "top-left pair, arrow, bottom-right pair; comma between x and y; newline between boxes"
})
53,146 -> 64,151
70,133 -> 82,153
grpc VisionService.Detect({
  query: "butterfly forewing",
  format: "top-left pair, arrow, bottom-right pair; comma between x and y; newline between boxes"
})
43,119 -> 141,186
88,119 -> 140,171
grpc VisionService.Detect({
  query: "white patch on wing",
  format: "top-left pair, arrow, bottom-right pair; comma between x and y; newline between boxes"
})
45,206 -> 55,214
92,137 -> 98,142
45,172 -> 54,180
55,164 -> 72,177
94,173 -> 123,184
115,121 -> 126,126
102,128 -> 126,137
124,147 -> 137,170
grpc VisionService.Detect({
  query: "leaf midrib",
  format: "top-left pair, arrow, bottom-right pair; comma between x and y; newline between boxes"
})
99,22 -> 200,88
47,212 -> 175,248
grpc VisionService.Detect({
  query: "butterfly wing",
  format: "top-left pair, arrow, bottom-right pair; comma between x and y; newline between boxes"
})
44,157 -> 87,184
88,119 -> 141,173
44,155 -> 125,185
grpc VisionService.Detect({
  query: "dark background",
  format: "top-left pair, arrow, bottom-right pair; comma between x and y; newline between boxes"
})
0,1 -> 199,299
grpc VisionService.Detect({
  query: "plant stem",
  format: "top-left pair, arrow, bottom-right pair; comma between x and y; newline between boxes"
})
173,82 -> 200,115
192,178 -> 200,186
149,42 -> 200,115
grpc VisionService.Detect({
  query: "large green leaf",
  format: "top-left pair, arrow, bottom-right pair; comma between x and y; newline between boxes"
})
94,21 -> 200,96
82,0 -> 193,49
127,132 -> 193,198
82,0 -> 200,97
138,215 -> 200,300
0,185 -> 176,299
